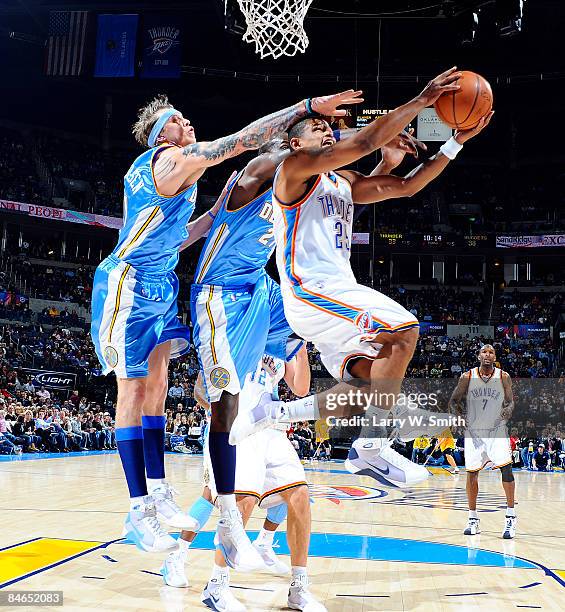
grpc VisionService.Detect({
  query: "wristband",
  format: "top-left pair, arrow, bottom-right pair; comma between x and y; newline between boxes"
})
304,98 -> 321,117
207,211 -> 216,220
439,136 -> 463,160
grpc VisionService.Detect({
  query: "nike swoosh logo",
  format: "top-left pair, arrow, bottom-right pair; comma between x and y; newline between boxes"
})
364,461 -> 389,475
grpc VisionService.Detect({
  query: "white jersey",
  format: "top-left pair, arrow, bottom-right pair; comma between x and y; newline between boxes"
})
273,169 -> 356,292
466,367 -> 506,433
239,355 -> 286,427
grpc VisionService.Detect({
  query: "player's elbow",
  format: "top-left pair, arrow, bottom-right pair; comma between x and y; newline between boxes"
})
400,179 -> 418,198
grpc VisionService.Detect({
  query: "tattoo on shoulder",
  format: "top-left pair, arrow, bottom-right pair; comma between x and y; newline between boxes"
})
154,156 -> 177,180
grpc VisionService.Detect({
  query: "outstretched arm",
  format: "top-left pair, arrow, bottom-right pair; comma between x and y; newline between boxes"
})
343,112 -> 493,204
281,67 -> 461,183
154,90 -> 363,196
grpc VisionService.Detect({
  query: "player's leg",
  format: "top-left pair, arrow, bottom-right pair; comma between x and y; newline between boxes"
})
161,487 -> 216,588
141,340 -> 195,529
192,283 -> 268,572
444,448 -> 460,473
463,436 -> 482,535
253,503 -> 290,575
278,486 -> 325,611
500,463 -> 516,538
202,495 -> 257,612
115,375 -> 176,552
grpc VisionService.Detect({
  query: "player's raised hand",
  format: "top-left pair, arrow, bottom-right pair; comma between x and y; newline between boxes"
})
454,111 -> 494,143
311,90 -> 364,117
418,67 -> 462,106
381,127 -> 427,167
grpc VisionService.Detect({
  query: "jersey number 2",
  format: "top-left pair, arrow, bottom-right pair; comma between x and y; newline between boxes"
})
335,221 -> 350,250
258,226 -> 274,246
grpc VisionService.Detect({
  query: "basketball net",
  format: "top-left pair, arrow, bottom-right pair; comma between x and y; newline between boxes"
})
236,0 -> 314,59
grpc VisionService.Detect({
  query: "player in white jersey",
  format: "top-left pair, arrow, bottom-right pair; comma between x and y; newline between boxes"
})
163,347 -> 325,611
231,67 -> 493,489
449,344 -> 516,539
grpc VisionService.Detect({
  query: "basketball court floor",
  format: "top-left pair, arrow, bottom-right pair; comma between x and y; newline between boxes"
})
1,452 -> 563,611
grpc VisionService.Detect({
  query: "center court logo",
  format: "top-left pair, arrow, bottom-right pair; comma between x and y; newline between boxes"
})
308,484 -> 388,504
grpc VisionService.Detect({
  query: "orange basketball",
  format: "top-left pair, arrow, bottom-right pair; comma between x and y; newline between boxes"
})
434,70 -> 493,130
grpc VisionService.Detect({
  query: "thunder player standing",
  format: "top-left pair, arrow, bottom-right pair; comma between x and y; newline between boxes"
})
90,91 -> 360,553
449,344 -> 517,538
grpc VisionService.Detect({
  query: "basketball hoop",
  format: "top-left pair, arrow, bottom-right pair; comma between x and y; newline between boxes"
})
236,0 -> 314,59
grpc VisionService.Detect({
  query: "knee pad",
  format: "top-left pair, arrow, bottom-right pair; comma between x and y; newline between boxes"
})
500,464 -> 514,483
266,503 -> 288,525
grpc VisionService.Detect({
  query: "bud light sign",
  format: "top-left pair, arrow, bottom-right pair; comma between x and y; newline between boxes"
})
22,369 -> 77,390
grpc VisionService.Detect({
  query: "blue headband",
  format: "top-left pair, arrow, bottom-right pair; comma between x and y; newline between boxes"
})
148,108 -> 180,147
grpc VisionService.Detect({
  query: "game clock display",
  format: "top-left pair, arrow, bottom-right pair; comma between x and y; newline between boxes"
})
374,233 -> 493,249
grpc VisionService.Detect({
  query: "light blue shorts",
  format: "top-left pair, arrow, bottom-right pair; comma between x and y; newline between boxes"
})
191,274 -> 302,402
91,255 -> 190,378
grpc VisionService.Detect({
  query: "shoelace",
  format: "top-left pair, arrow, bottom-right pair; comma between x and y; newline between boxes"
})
378,439 -> 418,468
143,507 -> 169,537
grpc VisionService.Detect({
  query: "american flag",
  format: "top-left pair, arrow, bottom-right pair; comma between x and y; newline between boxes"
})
45,11 -> 88,76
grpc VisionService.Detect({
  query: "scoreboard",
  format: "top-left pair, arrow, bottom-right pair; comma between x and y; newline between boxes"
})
374,232 -> 494,249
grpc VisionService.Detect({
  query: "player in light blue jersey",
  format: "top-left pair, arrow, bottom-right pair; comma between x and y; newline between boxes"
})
89,90 -> 364,555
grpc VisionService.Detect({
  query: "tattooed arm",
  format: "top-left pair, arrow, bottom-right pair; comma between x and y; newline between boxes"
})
153,90 -> 363,196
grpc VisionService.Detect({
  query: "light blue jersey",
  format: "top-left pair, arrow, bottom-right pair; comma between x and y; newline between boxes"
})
113,144 -> 198,275
194,170 -> 274,287
91,143 -> 193,378
190,170 -> 301,402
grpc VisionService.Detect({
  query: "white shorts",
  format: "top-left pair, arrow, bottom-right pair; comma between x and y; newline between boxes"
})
203,428 -> 307,508
464,435 -> 512,472
282,279 -> 419,380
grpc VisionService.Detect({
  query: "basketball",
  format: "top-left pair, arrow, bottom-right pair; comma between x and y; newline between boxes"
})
434,70 -> 493,129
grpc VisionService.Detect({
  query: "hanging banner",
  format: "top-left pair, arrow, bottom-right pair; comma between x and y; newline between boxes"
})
419,322 -> 447,335
446,324 -> 494,338
0,199 -> 122,230
140,14 -> 182,78
496,234 -> 565,248
94,14 -> 138,77
496,324 -> 551,339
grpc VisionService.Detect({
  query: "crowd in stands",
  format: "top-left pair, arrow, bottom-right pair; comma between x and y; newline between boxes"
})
0,128 -> 48,206
1,125 -> 563,234
407,335 -> 556,378
386,287 -> 486,324
498,291 -> 562,325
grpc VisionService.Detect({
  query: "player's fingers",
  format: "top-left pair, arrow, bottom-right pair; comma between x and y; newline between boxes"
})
439,84 -> 461,92
436,66 -> 458,80
439,72 -> 462,86
342,97 -> 365,105
333,110 -> 347,117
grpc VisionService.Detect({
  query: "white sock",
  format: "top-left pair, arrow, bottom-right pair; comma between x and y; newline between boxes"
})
279,396 -> 319,422
506,507 -> 515,517
210,563 -> 229,581
255,528 -> 275,547
147,478 -> 164,491
217,494 -> 237,516
469,510 -> 478,519
177,538 -> 191,560
130,496 -> 145,510
291,566 -> 308,587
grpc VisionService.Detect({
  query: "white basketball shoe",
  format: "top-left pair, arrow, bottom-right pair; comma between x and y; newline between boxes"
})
122,496 -> 178,553
214,509 -> 266,572
345,438 -> 430,487
151,482 -> 199,530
